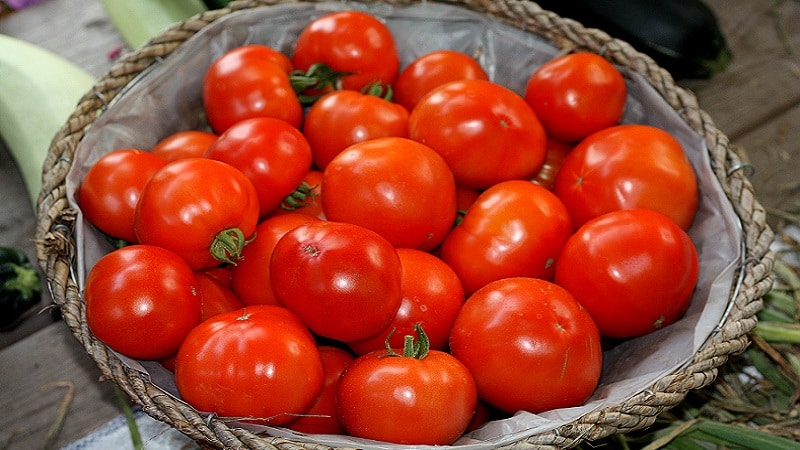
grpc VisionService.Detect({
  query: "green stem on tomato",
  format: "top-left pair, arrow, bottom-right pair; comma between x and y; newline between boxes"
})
210,227 -> 252,265
289,62 -> 355,105
280,181 -> 318,211
384,323 -> 430,359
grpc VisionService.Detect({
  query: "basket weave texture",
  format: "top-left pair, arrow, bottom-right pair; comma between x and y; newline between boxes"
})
35,0 -> 776,448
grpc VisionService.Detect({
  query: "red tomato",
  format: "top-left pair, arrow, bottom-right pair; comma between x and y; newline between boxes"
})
204,117 -> 313,218
409,79 -> 547,189
150,130 -> 218,161
393,49 -> 489,112
302,87 -> 409,170
194,272 -> 243,322
322,137 -> 457,251
449,277 -> 603,414
272,169 -> 326,220
524,52 -> 627,143
337,326 -> 477,445
531,137 -> 573,190
133,158 -> 260,270
440,180 -> 573,296
229,213 -> 319,306
287,345 -> 355,435
78,149 -> 167,243
554,208 -> 699,338
203,45 -> 303,133
229,43 -> 294,74
554,124 -> 698,230
270,221 -> 403,342
175,305 -> 325,425
292,10 -> 400,92
84,245 -> 202,360
348,248 -> 465,355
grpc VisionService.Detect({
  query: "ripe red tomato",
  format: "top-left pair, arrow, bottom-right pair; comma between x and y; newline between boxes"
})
347,248 -> 465,355
337,326 -> 477,445
272,169 -> 326,220
270,221 -> 403,342
393,49 -> 489,112
228,43 -> 294,74
174,305 -> 325,425
449,277 -> 603,414
524,52 -> 627,143
531,137 -> 573,190
203,45 -> 303,133
322,137 -> 457,251
84,245 -> 202,360
302,87 -> 409,170
194,272 -> 243,322
554,208 -> 699,338
440,179 -> 573,295
409,79 -> 547,189
554,124 -> 698,230
150,130 -> 218,161
133,158 -> 260,270
204,117 -> 313,218
78,149 -> 167,243
292,10 -> 400,92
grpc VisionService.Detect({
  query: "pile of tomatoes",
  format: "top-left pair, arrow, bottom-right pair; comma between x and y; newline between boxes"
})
77,9 -> 702,446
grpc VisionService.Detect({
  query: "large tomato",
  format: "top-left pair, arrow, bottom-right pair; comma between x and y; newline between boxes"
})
149,130 -> 218,161
133,158 -> 260,270
554,208 -> 699,338
524,52 -> 627,143
84,245 -> 202,360
554,124 -> 698,230
292,10 -> 400,92
270,220 -> 403,342
449,277 -> 603,414
440,179 -> 573,295
204,117 -> 313,218
174,305 -> 325,425
78,149 -> 167,243
322,137 -> 457,251
408,79 -> 547,189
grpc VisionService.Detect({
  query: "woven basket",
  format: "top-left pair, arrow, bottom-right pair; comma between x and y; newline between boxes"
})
35,0 -> 776,448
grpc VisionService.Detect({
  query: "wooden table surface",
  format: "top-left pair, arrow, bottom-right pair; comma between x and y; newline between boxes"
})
1,0 -> 799,448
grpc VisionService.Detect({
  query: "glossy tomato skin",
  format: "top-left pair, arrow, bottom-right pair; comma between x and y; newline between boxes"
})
554,208 -> 699,338
78,149 -> 168,243
292,10 -> 400,92
322,137 -> 457,251
336,347 -> 477,445
174,305 -> 325,425
272,169 -> 326,220
554,124 -> 698,230
524,52 -> 627,143
133,158 -> 260,270
203,45 -> 302,133
270,221 -> 403,342
205,117 -> 313,218
302,89 -> 409,170
449,277 -> 603,414
440,179 -> 573,296
230,43 -> 294,74
409,79 -> 547,190
393,49 -> 489,112
84,245 -> 202,360
150,130 -> 218,161
194,272 -> 244,322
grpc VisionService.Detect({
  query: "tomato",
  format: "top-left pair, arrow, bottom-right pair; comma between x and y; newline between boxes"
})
408,79 -> 547,190
347,248 -> 465,355
229,213 -> 319,306
175,305 -> 325,425
205,117 -> 313,218
78,149 -> 167,243
554,124 -> 698,230
287,345 -> 355,435
393,49 -> 489,112
133,158 -> 260,270
554,208 -> 699,338
440,180 -> 573,296
228,43 -> 294,74
322,137 -> 457,251
270,220 -> 403,342
292,10 -> 400,92
337,325 -> 477,445
203,45 -> 302,134
524,52 -> 627,143
302,87 -> 409,170
84,245 -> 202,360
531,137 -> 573,190
150,130 -> 218,161
194,272 -> 243,322
449,277 -> 602,414
272,169 -> 326,220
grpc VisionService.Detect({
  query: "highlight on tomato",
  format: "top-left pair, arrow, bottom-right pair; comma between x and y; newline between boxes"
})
149,130 -> 218,161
